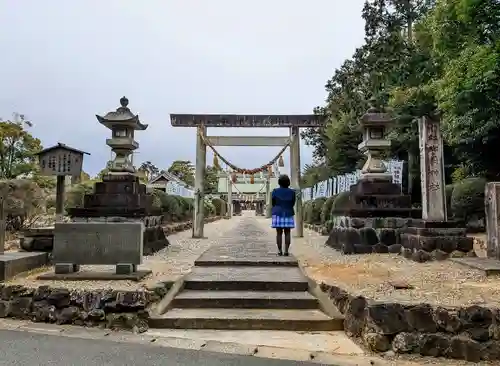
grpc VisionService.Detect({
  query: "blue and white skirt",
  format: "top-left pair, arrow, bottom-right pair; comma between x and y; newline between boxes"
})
271,215 -> 295,228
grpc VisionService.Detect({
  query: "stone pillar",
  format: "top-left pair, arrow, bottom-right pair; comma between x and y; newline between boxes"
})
193,125 -> 207,238
486,183 -> 500,259
55,175 -> 66,223
418,116 -> 446,221
227,175 -> 233,217
290,126 -> 303,237
265,178 -> 272,218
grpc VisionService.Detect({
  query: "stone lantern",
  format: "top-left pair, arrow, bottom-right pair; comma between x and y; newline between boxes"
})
358,98 -> 395,182
96,96 -> 148,175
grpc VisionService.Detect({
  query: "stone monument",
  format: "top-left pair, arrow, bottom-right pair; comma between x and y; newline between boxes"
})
39,97 -> 168,280
327,99 -> 420,254
400,115 -> 474,262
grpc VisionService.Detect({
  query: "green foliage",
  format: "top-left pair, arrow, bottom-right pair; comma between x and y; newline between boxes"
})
0,115 -> 42,179
303,201 -> 314,224
303,0 -> 500,188
321,197 -> 335,224
0,179 -> 45,231
167,160 -> 195,186
65,180 -> 96,208
310,197 -> 327,225
211,197 -> 226,216
331,192 -> 351,213
204,165 -> 219,194
451,177 -> 487,223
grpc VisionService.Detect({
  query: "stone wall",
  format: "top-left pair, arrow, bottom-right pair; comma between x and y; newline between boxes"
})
320,282 -> 500,362
0,284 -> 170,332
325,217 -> 413,255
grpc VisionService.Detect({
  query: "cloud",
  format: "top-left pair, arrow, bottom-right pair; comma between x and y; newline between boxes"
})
0,0 -> 365,176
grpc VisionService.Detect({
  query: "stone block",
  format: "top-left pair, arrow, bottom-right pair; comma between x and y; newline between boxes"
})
0,252 -> 49,281
435,237 -> 458,253
53,222 -> 144,265
457,237 -> 474,252
354,244 -> 373,254
378,228 -> 397,246
372,243 -> 389,253
359,227 -> 378,246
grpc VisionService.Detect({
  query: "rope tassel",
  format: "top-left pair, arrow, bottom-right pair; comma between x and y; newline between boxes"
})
213,154 -> 220,170
250,174 -> 254,184
278,155 -> 284,167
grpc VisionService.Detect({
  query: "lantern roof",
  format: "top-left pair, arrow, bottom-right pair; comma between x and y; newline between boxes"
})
96,97 -> 148,130
359,97 -> 395,127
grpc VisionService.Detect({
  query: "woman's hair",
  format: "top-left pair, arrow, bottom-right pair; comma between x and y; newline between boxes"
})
278,174 -> 291,188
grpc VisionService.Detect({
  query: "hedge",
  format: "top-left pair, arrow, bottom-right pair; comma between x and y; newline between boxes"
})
451,177 -> 487,226
321,197 -> 335,224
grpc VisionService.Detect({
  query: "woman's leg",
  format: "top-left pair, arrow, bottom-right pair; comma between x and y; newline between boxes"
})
283,228 -> 291,255
276,228 -> 283,255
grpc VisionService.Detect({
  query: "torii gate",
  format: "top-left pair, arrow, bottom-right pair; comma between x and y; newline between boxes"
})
169,114 -> 325,238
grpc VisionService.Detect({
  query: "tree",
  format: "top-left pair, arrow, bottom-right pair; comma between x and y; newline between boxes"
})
138,161 -> 159,181
204,165 -> 219,194
0,114 -> 41,179
167,160 -> 195,186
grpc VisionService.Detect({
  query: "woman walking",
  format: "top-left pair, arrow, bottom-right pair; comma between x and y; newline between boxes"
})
271,174 -> 296,256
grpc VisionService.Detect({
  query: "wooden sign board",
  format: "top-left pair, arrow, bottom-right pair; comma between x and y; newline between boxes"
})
36,144 -> 89,177
170,114 -> 325,128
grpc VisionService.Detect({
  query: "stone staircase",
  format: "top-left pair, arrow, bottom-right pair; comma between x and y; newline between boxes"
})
149,252 -> 344,331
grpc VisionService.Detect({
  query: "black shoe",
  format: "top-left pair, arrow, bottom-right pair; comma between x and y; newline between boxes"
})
277,252 -> 283,256
284,252 -> 289,257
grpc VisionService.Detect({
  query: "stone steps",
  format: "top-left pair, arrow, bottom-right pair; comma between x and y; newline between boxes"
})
149,308 -> 343,331
171,290 -> 319,309
183,266 -> 309,292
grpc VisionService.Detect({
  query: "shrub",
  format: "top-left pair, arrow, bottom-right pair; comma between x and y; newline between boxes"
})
203,200 -> 215,217
211,197 -> 225,216
321,196 -> 335,224
0,179 -> 45,231
331,191 -> 351,214
451,177 -> 487,225
303,201 -> 314,224
65,180 -> 95,208
311,197 -> 327,224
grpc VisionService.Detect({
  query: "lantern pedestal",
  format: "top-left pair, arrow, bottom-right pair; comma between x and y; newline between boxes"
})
327,101 -> 421,256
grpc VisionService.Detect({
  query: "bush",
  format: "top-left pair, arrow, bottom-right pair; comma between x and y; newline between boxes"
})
303,201 -> 314,224
211,197 -> 226,216
451,177 -> 487,225
0,179 -> 45,231
321,197 -> 335,224
203,200 -> 215,217
311,197 -> 327,225
65,180 -> 95,208
331,191 -> 351,214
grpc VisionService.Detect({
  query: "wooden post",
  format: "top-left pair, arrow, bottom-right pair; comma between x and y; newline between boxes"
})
265,177 -> 272,218
0,194 -> 5,254
290,126 -> 303,237
227,175 -> 233,217
193,125 -> 207,238
55,175 -> 66,222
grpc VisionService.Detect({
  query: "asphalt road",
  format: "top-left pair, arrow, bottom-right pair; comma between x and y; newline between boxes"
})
0,330 -> 320,366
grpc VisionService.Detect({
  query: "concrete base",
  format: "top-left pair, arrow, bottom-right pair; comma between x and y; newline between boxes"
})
0,252 -> 49,281
37,269 -> 152,281
451,257 -> 500,276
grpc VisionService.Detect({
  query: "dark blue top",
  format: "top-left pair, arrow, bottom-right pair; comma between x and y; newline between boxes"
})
271,187 -> 296,217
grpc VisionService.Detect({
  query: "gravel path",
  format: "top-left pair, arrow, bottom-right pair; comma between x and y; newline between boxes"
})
251,217 -> 500,308
6,218 -> 240,291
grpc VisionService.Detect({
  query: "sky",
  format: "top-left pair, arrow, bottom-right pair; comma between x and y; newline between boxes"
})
0,0 -> 366,177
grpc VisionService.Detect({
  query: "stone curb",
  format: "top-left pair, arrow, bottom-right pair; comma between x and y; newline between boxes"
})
299,266 -> 500,363
0,319 -> 385,365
